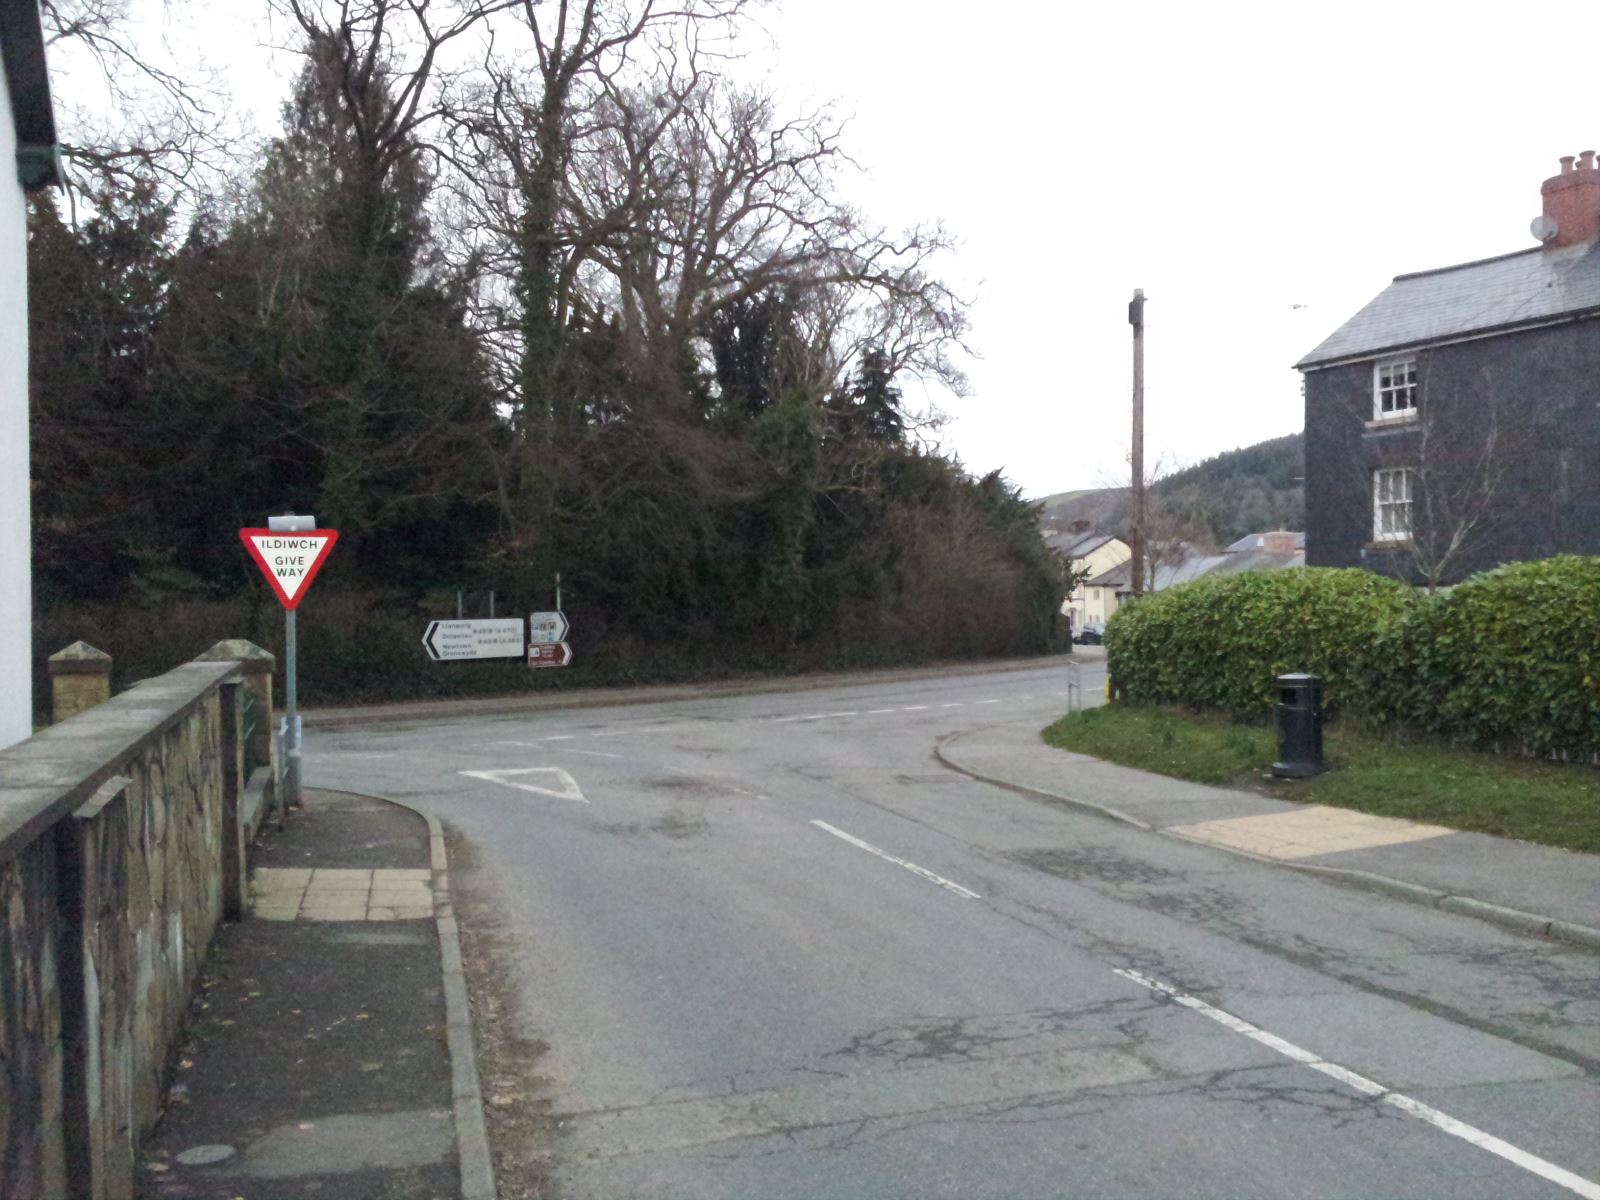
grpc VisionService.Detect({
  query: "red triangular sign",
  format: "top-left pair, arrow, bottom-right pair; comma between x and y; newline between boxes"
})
238,528 -> 339,610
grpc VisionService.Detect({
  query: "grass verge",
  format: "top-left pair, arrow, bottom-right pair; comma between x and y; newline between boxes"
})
1042,704 -> 1600,854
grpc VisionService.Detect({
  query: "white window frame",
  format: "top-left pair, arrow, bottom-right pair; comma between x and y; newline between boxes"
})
1372,357 -> 1419,421
1372,467 -> 1414,543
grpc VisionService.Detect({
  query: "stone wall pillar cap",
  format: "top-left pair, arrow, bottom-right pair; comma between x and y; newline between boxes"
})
197,640 -> 276,671
48,641 -> 113,674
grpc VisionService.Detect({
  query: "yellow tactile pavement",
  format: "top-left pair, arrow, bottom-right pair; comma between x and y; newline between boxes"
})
1168,805 -> 1454,861
251,867 -> 434,921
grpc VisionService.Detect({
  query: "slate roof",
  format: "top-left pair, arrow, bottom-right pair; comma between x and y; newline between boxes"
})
1296,238 -> 1600,369
1044,530 -> 1122,560
1082,549 -> 1303,593
1225,531 -> 1306,553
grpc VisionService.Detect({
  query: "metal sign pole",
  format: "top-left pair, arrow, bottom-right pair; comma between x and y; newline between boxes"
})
285,606 -> 301,812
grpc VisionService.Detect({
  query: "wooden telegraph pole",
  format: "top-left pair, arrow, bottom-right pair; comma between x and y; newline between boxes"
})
1129,289 -> 1147,596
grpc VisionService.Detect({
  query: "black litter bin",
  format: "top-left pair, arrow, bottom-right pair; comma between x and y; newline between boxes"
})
1271,673 -> 1323,778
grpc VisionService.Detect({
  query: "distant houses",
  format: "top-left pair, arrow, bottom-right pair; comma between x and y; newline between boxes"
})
1044,524 -> 1304,628
1044,523 -> 1129,633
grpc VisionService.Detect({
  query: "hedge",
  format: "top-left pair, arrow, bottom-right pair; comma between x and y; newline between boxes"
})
1105,558 -> 1600,760
1363,557 -> 1600,759
1103,568 -> 1417,718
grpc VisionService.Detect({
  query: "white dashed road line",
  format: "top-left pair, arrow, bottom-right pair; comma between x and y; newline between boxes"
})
1114,969 -> 1600,1200
810,820 -> 981,900
902,705 -> 929,711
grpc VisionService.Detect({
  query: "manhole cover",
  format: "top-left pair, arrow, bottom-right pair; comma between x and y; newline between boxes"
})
175,1144 -> 236,1166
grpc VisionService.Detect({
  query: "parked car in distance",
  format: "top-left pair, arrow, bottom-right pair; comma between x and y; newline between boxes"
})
1073,625 -> 1104,645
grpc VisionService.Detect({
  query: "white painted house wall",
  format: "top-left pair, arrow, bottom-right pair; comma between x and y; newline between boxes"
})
1061,538 -> 1129,631
0,76 -> 32,748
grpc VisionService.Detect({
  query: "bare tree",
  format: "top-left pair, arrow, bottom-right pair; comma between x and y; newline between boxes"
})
1392,366 -> 1542,594
39,0 -> 249,197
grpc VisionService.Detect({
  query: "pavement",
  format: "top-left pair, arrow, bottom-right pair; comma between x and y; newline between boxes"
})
938,721 -> 1600,950
136,788 -> 491,1200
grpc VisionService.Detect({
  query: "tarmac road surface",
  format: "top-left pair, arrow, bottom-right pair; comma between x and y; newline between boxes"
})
309,660 -> 1600,1200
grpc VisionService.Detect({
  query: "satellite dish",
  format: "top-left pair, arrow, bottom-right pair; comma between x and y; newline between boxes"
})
1531,214 -> 1559,242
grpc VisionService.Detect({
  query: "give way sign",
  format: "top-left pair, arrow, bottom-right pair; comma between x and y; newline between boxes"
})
238,528 -> 339,610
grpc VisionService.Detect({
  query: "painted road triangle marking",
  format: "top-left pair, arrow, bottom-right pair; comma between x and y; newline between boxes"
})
239,528 -> 339,610
459,767 -> 589,804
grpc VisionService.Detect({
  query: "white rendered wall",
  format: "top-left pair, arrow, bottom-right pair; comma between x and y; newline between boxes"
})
0,81 -> 33,748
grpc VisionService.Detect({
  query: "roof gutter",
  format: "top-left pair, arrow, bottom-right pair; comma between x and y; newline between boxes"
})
1296,304 -> 1600,373
0,0 -> 60,190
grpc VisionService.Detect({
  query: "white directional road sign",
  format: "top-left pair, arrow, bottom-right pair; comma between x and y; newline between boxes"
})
528,611 -> 569,645
423,618 -> 526,662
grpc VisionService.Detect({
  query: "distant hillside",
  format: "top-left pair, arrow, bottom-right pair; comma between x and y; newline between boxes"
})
1038,433 -> 1303,549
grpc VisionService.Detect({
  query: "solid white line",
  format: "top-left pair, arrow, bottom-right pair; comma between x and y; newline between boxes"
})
809,820 -> 980,900
1113,969 -> 1600,1199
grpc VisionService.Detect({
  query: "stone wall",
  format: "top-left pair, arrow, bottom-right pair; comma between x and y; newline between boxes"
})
0,658 -> 247,1199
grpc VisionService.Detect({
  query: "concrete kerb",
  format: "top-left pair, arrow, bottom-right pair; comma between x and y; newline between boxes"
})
935,729 -> 1600,954
313,789 -> 497,1200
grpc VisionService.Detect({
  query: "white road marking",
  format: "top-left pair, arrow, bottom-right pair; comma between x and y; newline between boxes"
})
975,699 -> 1000,705
459,767 -> 589,804
867,708 -> 897,715
591,726 -> 678,737
940,703 -> 964,708
810,820 -> 980,900
1114,969 -> 1600,1200
490,737 -> 574,747
901,705 -> 929,711
563,749 -> 623,760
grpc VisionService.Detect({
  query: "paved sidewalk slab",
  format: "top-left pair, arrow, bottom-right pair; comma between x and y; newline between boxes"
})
137,790 -> 460,1199
1170,805 -> 1455,859
939,722 -> 1600,943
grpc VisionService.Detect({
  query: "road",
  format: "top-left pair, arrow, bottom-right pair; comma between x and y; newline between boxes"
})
309,659 -> 1600,1200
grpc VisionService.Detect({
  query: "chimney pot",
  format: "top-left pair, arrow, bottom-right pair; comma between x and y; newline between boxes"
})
1540,150 -> 1600,246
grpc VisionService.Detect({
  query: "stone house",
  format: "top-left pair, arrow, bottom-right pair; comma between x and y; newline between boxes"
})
1297,152 -> 1600,587
1,0 -> 60,747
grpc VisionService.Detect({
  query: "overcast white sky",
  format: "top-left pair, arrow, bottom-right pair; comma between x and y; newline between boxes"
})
78,0 -> 1600,498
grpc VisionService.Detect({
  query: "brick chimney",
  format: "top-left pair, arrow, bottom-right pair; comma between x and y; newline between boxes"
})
1537,151 -> 1600,247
